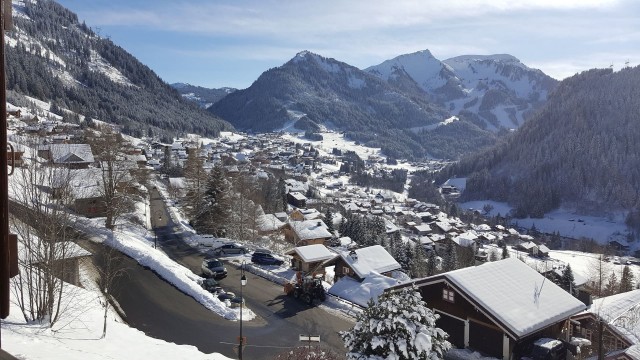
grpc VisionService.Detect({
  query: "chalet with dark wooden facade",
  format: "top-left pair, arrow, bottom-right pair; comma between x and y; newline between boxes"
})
389,258 -> 586,360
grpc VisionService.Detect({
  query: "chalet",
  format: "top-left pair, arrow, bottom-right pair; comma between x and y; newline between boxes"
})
285,244 -> 335,274
330,245 -> 401,282
433,221 -> 454,235
284,220 -> 332,246
39,144 -> 95,169
389,258 -> 586,360
570,289 -> 640,358
516,241 -> 539,256
413,224 -> 432,236
287,191 -> 307,208
31,242 -> 92,287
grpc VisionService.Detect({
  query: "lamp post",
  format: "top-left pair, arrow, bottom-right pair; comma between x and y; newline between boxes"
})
154,213 -> 162,249
239,262 -> 247,360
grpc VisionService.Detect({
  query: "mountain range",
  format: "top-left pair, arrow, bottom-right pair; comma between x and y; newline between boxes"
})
5,0 -> 232,140
209,50 -> 556,159
366,50 -> 557,131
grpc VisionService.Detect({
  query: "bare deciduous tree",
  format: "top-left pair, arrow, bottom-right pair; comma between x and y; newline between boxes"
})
88,128 -> 136,230
9,148 -> 81,326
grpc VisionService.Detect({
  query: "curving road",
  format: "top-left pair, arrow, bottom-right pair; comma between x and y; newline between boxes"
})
104,186 -> 353,359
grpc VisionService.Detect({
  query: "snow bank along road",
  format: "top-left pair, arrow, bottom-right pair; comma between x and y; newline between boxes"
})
109,187 -> 353,359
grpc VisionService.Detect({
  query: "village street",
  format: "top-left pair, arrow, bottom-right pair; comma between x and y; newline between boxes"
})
101,187 -> 353,359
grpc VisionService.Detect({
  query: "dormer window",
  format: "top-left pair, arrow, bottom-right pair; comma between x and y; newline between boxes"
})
442,288 -> 455,303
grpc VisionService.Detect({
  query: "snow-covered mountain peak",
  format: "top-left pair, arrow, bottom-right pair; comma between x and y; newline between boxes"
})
365,49 -> 452,91
367,50 -> 557,131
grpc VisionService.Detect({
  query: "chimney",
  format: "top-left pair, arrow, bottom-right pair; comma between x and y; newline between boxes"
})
349,250 -> 358,261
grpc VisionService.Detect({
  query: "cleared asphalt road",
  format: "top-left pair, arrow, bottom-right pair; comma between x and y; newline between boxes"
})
106,186 -> 353,359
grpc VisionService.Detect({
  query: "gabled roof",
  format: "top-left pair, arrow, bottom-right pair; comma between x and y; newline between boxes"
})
586,289 -> 640,344
49,144 -> 94,164
289,220 -> 332,241
328,272 -> 398,307
340,245 -> 401,279
285,244 -> 335,263
394,258 -> 586,340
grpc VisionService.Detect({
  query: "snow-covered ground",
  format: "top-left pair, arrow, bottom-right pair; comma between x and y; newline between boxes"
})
462,200 -> 632,248
3,264 -> 233,360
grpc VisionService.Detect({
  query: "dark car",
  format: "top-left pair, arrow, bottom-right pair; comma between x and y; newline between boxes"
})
251,252 -> 284,266
201,258 -> 228,279
201,278 -> 222,293
214,243 -> 248,256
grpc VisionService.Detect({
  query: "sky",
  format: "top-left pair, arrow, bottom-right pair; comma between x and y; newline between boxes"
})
53,0 -> 640,89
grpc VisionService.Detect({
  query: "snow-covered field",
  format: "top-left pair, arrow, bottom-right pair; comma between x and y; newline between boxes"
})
462,199 -> 632,249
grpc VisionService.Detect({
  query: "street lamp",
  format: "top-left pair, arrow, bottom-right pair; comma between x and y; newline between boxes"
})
239,262 -> 247,360
154,213 -> 162,249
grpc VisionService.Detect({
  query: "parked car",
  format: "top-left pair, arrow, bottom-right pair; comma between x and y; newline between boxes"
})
214,243 -> 248,256
201,278 -> 222,293
201,258 -> 228,279
251,252 -> 284,266
523,338 -> 569,360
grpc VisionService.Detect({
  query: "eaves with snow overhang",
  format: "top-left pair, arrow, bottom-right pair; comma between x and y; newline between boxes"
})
389,258 -> 586,341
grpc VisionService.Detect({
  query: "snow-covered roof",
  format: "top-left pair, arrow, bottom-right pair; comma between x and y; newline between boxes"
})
289,191 -> 307,201
340,245 -> 401,279
414,224 -> 431,233
519,241 -> 538,250
435,221 -> 452,232
328,272 -> 398,307
586,289 -> 640,344
403,258 -> 586,340
256,214 -> 285,232
289,220 -> 332,241
286,244 -> 335,263
49,144 -> 94,164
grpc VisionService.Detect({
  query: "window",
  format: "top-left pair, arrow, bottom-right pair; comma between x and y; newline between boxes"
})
343,267 -> 350,275
442,289 -> 455,303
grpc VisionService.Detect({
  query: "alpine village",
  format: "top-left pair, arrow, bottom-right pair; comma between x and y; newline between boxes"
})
1,1 -> 640,360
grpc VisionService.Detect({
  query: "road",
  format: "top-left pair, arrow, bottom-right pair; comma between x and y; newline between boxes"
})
104,186 -> 353,359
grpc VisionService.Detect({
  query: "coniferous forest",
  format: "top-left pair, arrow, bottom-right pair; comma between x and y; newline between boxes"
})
439,67 -> 640,220
5,0 -> 232,140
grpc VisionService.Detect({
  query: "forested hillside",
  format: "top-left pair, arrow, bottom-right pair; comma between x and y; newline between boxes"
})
5,0 -> 232,139
171,83 -> 236,109
441,67 -> 640,218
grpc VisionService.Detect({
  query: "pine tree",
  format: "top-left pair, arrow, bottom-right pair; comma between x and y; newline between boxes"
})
183,149 -> 207,220
426,250 -> 438,276
502,244 -> 510,259
559,264 -> 576,295
620,265 -> 635,293
325,208 -> 335,236
277,178 -> 288,211
604,271 -> 619,296
410,244 -> 428,278
195,165 -> 232,237
442,240 -> 458,272
341,286 -> 451,360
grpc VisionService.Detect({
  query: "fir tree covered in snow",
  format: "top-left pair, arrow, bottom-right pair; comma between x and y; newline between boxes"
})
620,265 -> 635,293
341,287 -> 450,360
426,250 -> 438,276
441,241 -> 458,272
193,165 -> 232,236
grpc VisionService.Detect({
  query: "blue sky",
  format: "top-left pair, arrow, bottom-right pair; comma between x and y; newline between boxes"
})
56,0 -> 640,89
